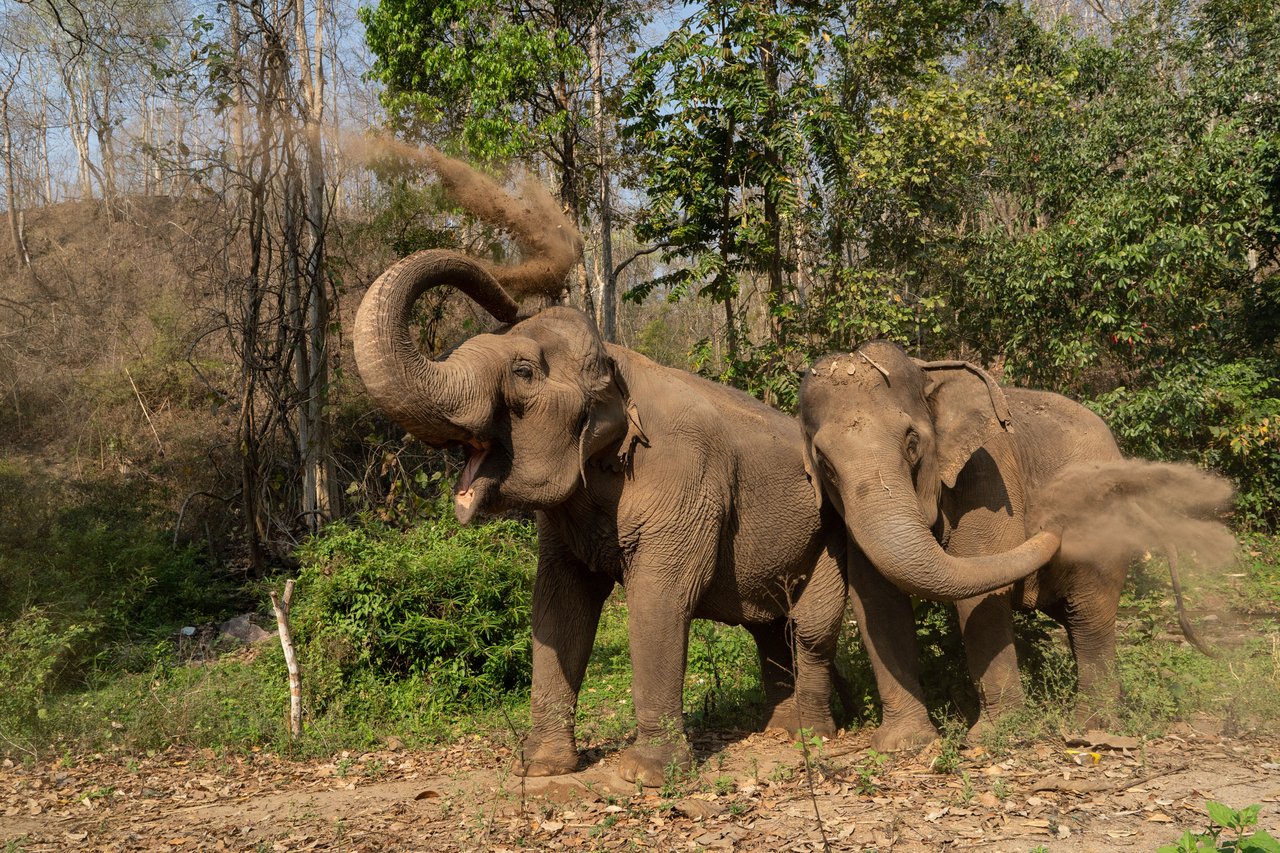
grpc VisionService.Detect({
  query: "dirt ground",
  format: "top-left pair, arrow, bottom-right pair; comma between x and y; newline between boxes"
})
4,719 -> 1280,853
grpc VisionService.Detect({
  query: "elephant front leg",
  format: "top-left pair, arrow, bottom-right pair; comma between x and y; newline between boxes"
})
518,556 -> 615,778
848,543 -> 938,751
955,590 -> 1024,743
618,576 -> 696,787
1064,593 -> 1121,730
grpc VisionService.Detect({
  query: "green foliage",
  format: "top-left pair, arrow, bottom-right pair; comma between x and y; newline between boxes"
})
360,0 -> 588,162
851,748 -> 887,795
622,0 -> 846,308
684,619 -> 763,728
0,461 -> 237,677
0,610 -> 90,742
42,652 -> 290,753
1090,360 -> 1280,529
943,3 -> 1279,391
292,504 -> 537,710
1159,802 -> 1280,853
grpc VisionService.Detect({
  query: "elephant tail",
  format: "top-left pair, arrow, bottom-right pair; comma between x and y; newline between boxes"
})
1164,543 -> 1216,658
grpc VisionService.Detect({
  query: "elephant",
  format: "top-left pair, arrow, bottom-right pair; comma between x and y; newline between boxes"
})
797,340 -> 1199,749
353,247 -> 860,786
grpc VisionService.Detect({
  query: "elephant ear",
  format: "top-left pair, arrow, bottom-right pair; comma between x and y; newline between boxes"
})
579,357 -> 648,479
918,359 -> 1013,490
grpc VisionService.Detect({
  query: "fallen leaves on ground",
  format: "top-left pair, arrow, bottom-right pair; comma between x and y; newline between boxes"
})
2,724 -> 1279,851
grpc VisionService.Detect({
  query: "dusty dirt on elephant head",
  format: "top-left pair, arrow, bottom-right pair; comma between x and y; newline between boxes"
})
341,132 -> 583,302
1030,459 -> 1238,572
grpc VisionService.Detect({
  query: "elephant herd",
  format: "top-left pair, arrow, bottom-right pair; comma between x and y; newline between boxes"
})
353,179 -> 1232,788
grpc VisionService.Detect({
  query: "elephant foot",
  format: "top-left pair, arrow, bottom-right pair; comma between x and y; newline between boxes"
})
617,738 -> 693,788
1070,698 -> 1118,733
513,733 -> 580,778
869,716 -> 938,752
965,702 -> 1025,746
765,700 -> 837,740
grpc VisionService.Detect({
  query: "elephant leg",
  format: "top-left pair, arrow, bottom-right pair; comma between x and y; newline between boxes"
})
748,620 -> 797,733
943,457 -> 1030,742
955,590 -> 1024,742
786,559 -> 846,738
751,553 -> 845,739
517,544 -> 615,778
1063,576 -> 1122,730
847,541 -> 937,751
617,572 -> 700,787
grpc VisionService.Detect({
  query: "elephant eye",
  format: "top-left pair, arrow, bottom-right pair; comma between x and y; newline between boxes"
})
512,361 -> 536,380
905,428 -> 920,463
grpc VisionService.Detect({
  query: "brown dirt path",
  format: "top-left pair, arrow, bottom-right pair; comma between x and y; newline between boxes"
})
4,722 -> 1280,852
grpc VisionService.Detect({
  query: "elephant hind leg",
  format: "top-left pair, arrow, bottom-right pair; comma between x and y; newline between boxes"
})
748,620 -> 799,734
751,620 -> 840,738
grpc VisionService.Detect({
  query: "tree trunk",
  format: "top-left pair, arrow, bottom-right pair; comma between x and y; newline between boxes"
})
1,65 -> 25,266
61,64 -> 97,199
759,8 -> 785,346
294,0 -> 337,528
590,15 -> 616,342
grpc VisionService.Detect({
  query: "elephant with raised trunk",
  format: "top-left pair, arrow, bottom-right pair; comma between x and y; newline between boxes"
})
352,157 -> 860,785
798,341 -> 1230,749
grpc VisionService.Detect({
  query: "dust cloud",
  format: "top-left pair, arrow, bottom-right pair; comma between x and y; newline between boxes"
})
1031,459 -> 1238,571
341,133 -> 583,302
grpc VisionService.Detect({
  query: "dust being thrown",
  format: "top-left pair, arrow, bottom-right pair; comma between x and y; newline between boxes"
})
1031,459 -> 1237,571
341,132 -> 583,302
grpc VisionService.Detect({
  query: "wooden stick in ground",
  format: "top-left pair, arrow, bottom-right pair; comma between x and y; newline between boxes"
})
270,579 -> 302,740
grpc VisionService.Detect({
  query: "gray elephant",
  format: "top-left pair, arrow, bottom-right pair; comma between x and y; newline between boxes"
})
798,342 -> 1235,748
797,341 -> 1207,749
354,246 -> 862,786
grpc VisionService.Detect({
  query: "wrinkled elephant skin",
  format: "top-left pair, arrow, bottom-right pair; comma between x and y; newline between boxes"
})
355,249 -> 847,786
799,342 -> 1130,746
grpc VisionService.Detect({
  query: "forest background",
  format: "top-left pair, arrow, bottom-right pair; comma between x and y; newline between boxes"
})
0,0 -> 1277,757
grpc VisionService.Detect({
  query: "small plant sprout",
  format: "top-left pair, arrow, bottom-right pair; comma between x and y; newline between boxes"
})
853,749 -> 887,796
1157,801 -> 1280,853
958,771 -> 975,805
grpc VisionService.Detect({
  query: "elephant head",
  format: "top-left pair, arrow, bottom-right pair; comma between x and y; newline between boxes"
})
798,341 -> 1060,601
354,249 -> 643,524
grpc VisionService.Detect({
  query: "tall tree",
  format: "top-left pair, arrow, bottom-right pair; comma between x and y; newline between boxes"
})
360,0 -> 645,334
188,0 -> 340,568
623,0 -> 837,352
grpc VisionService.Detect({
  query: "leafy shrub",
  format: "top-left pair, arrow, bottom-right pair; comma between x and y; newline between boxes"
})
292,505 -> 537,712
1089,359 -> 1280,530
0,609 -> 90,744
0,462 -> 238,678
1159,801 -> 1280,853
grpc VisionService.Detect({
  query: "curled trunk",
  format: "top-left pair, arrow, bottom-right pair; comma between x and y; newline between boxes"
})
354,249 -> 519,444
847,473 -> 1059,602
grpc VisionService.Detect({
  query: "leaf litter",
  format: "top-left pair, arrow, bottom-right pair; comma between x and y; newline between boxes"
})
3,723 -> 1280,851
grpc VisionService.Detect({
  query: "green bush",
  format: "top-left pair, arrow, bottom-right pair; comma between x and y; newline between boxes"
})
0,462 -> 238,679
293,505 -> 538,711
0,609 -> 91,743
1089,359 -> 1280,531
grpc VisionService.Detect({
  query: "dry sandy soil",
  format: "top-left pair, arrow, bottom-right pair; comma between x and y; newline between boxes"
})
3,719 -> 1280,852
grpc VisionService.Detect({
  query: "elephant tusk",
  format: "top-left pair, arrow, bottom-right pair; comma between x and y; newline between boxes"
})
578,418 -> 590,487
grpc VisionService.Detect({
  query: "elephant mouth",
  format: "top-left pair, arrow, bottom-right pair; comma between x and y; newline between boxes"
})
453,440 -> 499,523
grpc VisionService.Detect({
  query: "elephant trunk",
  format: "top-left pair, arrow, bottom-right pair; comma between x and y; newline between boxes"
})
354,250 -> 520,444
842,462 -> 1060,602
